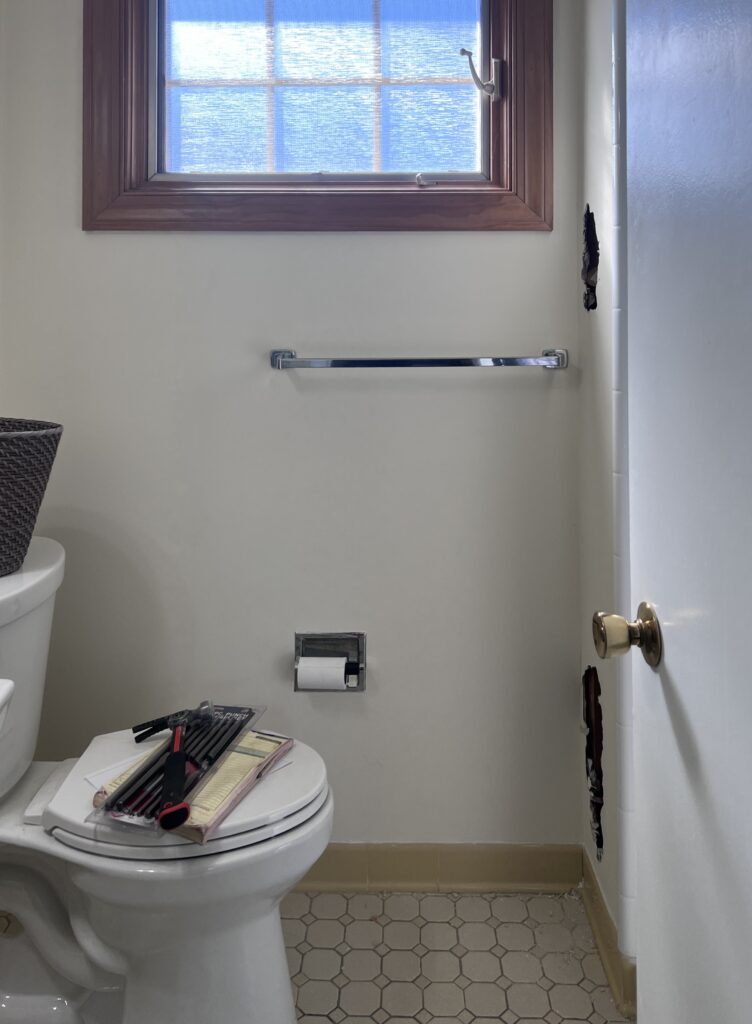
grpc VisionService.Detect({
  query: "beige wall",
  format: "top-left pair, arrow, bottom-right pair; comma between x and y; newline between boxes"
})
0,1 -> 585,844
578,0 -> 619,917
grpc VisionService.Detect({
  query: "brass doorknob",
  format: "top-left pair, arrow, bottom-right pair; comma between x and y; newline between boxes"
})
592,602 -> 662,668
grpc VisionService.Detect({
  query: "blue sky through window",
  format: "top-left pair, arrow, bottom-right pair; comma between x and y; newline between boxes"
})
163,0 -> 482,175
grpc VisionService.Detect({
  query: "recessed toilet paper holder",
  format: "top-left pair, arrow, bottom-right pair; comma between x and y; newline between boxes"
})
294,633 -> 366,692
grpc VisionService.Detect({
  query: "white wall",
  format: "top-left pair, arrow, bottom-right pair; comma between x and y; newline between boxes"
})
578,1 -> 620,919
0,0 -> 584,844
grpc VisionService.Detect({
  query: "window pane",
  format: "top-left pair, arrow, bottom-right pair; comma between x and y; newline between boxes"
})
382,85 -> 480,173
161,0 -> 484,176
276,88 -> 375,173
382,0 -> 481,80
165,0 -> 267,80
275,0 -> 374,81
166,87 -> 268,173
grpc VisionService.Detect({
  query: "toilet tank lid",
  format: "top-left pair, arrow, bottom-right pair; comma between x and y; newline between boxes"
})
0,538 -> 65,627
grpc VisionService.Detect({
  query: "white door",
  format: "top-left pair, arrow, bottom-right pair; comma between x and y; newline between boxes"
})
628,2 -> 752,1021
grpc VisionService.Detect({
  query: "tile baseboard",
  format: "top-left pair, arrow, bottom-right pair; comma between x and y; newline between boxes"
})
582,852 -> 637,1019
299,842 -> 583,894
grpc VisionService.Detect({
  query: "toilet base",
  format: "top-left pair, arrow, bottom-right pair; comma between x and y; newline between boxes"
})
0,929 -> 87,1023
65,796 -> 333,1024
120,906 -> 296,1024
0,993 -> 84,1023
80,991 -> 124,1024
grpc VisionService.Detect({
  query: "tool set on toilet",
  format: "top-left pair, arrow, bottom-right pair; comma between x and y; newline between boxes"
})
92,700 -> 293,842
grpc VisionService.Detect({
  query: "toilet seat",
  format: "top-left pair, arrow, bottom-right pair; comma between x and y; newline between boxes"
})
40,729 -> 329,861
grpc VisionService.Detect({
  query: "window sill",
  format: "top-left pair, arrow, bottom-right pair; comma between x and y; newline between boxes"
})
83,184 -> 552,232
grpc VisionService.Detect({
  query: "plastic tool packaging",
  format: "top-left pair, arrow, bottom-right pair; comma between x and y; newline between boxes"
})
91,704 -> 293,844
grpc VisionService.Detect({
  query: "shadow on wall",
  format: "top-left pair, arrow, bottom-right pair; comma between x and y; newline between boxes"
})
34,510 -> 195,761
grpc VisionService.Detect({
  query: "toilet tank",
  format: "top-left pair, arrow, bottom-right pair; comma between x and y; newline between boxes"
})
0,538 -> 65,799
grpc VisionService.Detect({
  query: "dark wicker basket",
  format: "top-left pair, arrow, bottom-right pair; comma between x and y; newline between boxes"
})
0,419 -> 62,577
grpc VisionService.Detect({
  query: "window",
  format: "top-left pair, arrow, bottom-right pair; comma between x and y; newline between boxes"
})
162,0 -> 484,179
83,0 -> 552,230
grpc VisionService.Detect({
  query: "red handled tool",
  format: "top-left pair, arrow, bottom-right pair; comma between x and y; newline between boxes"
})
157,722 -> 192,831
130,701 -> 214,831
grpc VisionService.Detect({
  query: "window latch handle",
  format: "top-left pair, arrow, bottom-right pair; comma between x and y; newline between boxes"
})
460,48 -> 502,101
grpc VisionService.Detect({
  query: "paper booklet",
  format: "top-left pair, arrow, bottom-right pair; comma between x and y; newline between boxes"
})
175,729 -> 293,843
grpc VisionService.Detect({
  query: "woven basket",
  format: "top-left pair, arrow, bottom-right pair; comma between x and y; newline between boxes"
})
0,419 -> 63,577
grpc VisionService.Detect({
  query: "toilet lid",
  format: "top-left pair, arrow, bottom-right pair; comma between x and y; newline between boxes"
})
42,729 -> 328,860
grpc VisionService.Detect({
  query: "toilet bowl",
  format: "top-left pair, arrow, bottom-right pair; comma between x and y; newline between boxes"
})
0,539 -> 333,1024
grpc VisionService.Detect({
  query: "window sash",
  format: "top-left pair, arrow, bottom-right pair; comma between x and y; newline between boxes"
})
154,0 -> 492,180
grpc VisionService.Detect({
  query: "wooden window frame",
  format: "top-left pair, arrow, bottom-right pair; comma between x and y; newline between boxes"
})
83,0 -> 552,231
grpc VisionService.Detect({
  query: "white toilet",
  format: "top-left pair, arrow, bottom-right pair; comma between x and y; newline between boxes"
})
0,538 -> 333,1024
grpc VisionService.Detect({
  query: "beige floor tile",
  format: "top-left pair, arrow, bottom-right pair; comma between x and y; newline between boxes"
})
462,950 -> 502,982
549,982 -> 594,1019
456,895 -> 492,921
459,921 -> 496,951
507,981 -> 551,1018
307,919 -> 345,949
423,980 -> 465,1017
421,922 -> 458,950
581,953 -> 607,986
573,923 -> 597,951
282,917 -> 306,947
310,893 -> 347,920
281,892 -> 310,919
591,985 -> 627,1020
342,948 -> 381,981
502,950 -> 543,983
382,949 -> 421,981
286,947 -> 302,976
297,979 -> 339,1015
383,920 -> 420,950
497,922 -> 535,951
385,893 -> 420,921
535,922 -> 575,953
492,896 -> 529,922
382,980 -> 423,1016
422,950 -> 461,982
421,894 -> 455,921
562,895 -> 587,926
345,919 -> 381,949
339,979 -> 381,1016
464,980 -> 507,1016
542,952 -> 585,984
348,892 -> 383,920
528,896 -> 565,924
301,948 -> 341,980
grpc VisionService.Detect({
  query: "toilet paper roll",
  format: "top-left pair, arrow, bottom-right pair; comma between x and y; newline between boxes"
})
296,656 -> 347,691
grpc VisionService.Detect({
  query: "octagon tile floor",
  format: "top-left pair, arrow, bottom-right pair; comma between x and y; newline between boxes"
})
282,890 -> 628,1024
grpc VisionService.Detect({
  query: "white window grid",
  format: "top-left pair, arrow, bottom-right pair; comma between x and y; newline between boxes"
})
156,0 -> 490,180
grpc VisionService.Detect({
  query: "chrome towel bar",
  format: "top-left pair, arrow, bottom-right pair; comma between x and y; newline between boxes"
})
270,349 -> 568,370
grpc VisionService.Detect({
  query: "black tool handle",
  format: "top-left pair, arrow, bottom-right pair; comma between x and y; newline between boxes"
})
131,713 -> 171,737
